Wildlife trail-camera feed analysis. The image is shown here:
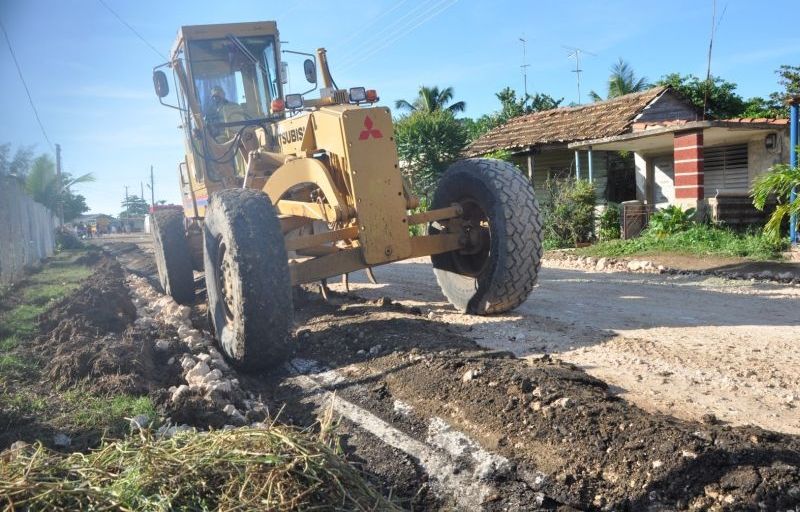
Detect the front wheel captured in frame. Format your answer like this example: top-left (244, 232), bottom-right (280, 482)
top-left (430, 158), bottom-right (542, 315)
top-left (203, 189), bottom-right (294, 371)
top-left (151, 209), bottom-right (195, 305)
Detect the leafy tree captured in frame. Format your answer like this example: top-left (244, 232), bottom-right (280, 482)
top-left (120, 194), bottom-right (150, 217)
top-left (590, 59), bottom-right (651, 101)
top-left (23, 154), bottom-right (94, 221)
top-left (394, 110), bottom-right (468, 196)
top-left (395, 86), bottom-right (466, 114)
top-left (464, 87), bottom-right (562, 140)
top-left (739, 65), bottom-right (800, 118)
top-left (0, 143), bottom-right (34, 177)
top-left (657, 73), bottom-right (745, 118)
top-left (752, 156), bottom-right (800, 241)
top-left (62, 192), bottom-right (90, 222)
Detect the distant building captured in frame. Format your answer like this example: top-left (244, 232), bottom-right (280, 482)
top-left (466, 86), bottom-right (789, 226)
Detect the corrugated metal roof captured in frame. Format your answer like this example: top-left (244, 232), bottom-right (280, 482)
top-left (465, 86), bottom-right (671, 156)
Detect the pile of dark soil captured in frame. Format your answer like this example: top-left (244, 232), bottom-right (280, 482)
top-left (36, 257), bottom-right (180, 395)
top-left (1, 254), bottom-right (188, 451)
top-left (356, 351), bottom-right (800, 510)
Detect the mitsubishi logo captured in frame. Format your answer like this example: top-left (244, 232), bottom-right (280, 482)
top-left (358, 116), bottom-right (383, 140)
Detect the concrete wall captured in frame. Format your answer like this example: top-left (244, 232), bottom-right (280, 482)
top-left (0, 177), bottom-right (57, 285)
top-left (747, 131), bottom-right (789, 186)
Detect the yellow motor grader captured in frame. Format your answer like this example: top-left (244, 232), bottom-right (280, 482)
top-left (151, 21), bottom-right (542, 371)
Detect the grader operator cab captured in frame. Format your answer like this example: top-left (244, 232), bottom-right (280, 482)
top-left (151, 21), bottom-right (543, 371)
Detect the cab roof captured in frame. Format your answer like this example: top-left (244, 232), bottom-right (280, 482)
top-left (170, 21), bottom-right (278, 60)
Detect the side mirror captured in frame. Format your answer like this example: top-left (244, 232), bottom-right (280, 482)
top-left (280, 62), bottom-right (289, 85)
top-left (304, 59), bottom-right (317, 84)
top-left (153, 70), bottom-right (169, 98)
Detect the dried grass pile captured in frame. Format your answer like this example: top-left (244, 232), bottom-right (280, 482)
top-left (1, 426), bottom-right (400, 511)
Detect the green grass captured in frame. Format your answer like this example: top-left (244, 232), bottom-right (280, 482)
top-left (0, 335), bottom-right (19, 351)
top-left (0, 389), bottom-right (48, 416)
top-left (0, 353), bottom-right (38, 380)
top-left (0, 250), bottom-right (92, 341)
top-left (63, 390), bottom-right (158, 435)
top-left (576, 225), bottom-right (786, 261)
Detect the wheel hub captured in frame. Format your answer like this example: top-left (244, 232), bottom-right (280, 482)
top-left (453, 198), bottom-right (491, 276)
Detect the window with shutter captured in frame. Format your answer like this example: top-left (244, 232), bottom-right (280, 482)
top-left (703, 144), bottom-right (748, 198)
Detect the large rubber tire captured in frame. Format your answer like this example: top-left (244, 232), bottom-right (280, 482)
top-left (203, 189), bottom-right (293, 372)
top-left (151, 210), bottom-right (195, 305)
top-left (430, 158), bottom-right (542, 315)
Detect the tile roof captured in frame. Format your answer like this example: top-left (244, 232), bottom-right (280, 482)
top-left (465, 86), bottom-right (671, 156)
top-left (632, 118), bottom-right (789, 132)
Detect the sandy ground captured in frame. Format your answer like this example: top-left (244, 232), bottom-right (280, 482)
top-left (329, 257), bottom-right (800, 435)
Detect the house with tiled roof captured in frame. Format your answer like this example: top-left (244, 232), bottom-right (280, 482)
top-left (466, 86), bottom-right (790, 226)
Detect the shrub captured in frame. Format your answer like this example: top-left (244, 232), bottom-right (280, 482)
top-left (648, 205), bottom-right (696, 237)
top-left (598, 202), bottom-right (621, 241)
top-left (541, 177), bottom-right (596, 247)
top-left (751, 158), bottom-right (800, 241)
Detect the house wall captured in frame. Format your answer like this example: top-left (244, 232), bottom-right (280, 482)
top-left (635, 92), bottom-right (699, 123)
top-left (634, 152), bottom-right (675, 206)
top-left (747, 131), bottom-right (789, 185)
top-left (512, 149), bottom-right (613, 205)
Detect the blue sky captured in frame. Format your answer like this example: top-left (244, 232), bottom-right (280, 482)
top-left (1, 0), bottom-right (798, 214)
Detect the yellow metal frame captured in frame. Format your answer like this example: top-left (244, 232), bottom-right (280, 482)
top-left (168, 21), bottom-right (466, 287)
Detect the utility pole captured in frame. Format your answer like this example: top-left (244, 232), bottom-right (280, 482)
top-left (140, 181), bottom-right (144, 201)
top-left (124, 185), bottom-right (129, 217)
top-left (563, 46), bottom-right (596, 105)
top-left (519, 36), bottom-right (530, 103)
top-left (55, 143), bottom-right (64, 225)
top-left (150, 165), bottom-right (155, 208)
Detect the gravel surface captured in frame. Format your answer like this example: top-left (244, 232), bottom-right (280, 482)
top-left (333, 257), bottom-right (800, 436)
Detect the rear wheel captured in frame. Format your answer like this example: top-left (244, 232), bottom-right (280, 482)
top-left (151, 209), bottom-right (194, 305)
top-left (430, 158), bottom-right (542, 314)
top-left (203, 189), bottom-right (293, 371)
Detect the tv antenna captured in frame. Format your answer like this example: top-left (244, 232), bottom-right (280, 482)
top-left (563, 45), bottom-right (596, 105)
top-left (519, 36), bottom-right (530, 101)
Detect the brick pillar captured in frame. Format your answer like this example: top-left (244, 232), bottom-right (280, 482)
top-left (673, 130), bottom-right (704, 209)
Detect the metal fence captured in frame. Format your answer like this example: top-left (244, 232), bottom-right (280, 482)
top-left (620, 200), bottom-right (654, 240)
top-left (0, 177), bottom-right (57, 285)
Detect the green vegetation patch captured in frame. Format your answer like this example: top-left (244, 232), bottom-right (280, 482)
top-left (62, 390), bottom-right (157, 438)
top-left (577, 225), bottom-right (785, 261)
top-left (1, 427), bottom-right (400, 511)
top-left (0, 249), bottom-right (92, 341)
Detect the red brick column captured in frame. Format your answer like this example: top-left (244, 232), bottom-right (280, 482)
top-left (673, 130), bottom-right (704, 202)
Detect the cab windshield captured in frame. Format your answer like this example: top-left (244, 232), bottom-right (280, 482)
top-left (187, 35), bottom-right (280, 120)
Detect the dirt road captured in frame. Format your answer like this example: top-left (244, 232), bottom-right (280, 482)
top-left (99, 236), bottom-right (800, 510)
top-left (335, 258), bottom-right (800, 436)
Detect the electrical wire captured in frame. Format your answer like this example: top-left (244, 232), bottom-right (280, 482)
top-left (338, 0), bottom-right (459, 72)
top-left (327, 0), bottom-right (412, 52)
top-left (0, 18), bottom-right (54, 152)
top-left (96, 0), bottom-right (167, 61)
top-left (335, 0), bottom-right (447, 69)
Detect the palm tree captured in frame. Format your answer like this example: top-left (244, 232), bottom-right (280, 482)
top-left (25, 154), bottom-right (94, 218)
top-left (395, 86), bottom-right (466, 114)
top-left (752, 159), bottom-right (800, 241)
top-left (589, 58), bottom-right (651, 101)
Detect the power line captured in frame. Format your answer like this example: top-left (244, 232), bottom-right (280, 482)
top-left (335, 0), bottom-right (444, 68)
top-left (328, 0), bottom-right (412, 52)
top-left (339, 0), bottom-right (459, 72)
top-left (97, 0), bottom-right (167, 61)
top-left (0, 18), bottom-right (54, 152)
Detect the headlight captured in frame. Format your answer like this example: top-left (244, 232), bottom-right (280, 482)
top-left (285, 94), bottom-right (303, 110)
top-left (349, 87), bottom-right (366, 103)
